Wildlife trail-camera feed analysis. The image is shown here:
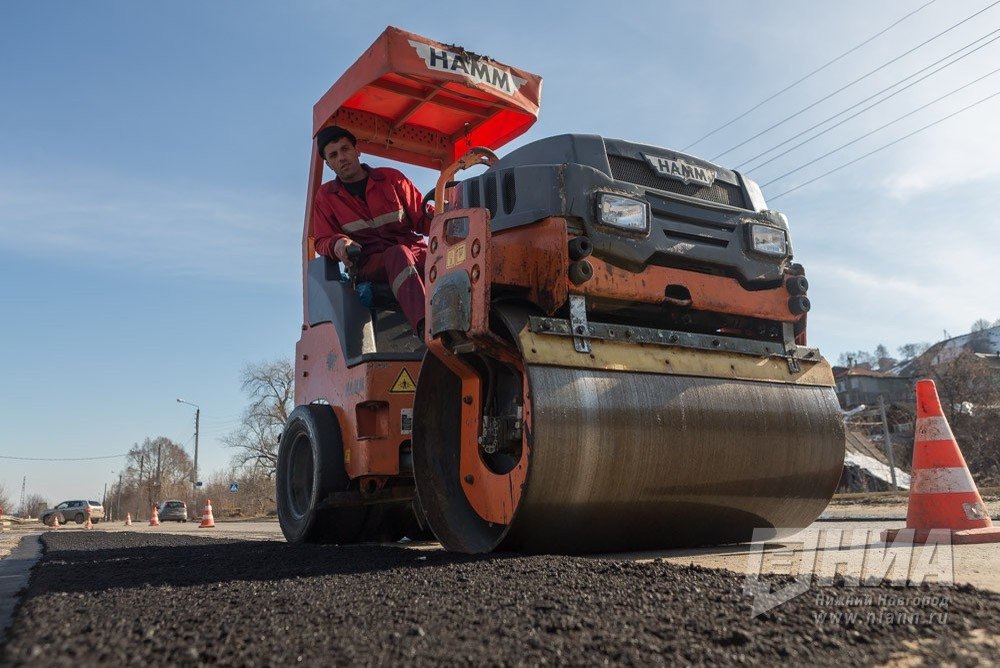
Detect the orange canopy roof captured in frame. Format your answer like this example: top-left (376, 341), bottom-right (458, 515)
top-left (313, 26), bottom-right (542, 170)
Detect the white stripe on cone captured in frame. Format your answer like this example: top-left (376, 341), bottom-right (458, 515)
top-left (915, 416), bottom-right (956, 442)
top-left (910, 466), bottom-right (977, 494)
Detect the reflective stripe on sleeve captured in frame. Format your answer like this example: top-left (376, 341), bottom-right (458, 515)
top-left (341, 209), bottom-right (404, 234)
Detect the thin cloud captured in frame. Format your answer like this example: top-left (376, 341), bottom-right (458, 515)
top-left (0, 168), bottom-right (299, 285)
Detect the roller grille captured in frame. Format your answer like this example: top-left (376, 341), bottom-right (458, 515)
top-left (608, 155), bottom-right (745, 208)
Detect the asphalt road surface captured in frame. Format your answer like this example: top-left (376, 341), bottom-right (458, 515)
top-left (2, 531), bottom-right (999, 665)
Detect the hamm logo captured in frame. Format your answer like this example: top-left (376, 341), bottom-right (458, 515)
top-left (409, 39), bottom-right (525, 96)
top-left (643, 153), bottom-right (717, 187)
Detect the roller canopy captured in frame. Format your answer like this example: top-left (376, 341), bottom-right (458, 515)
top-left (313, 26), bottom-right (542, 169)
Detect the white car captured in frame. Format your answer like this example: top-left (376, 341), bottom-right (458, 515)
top-left (40, 500), bottom-right (105, 526)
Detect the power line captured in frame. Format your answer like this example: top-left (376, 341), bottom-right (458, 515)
top-left (681, 0), bottom-right (939, 151)
top-left (762, 67), bottom-right (1000, 187)
top-left (767, 87), bottom-right (1000, 200)
top-left (711, 0), bottom-right (1000, 161)
top-left (0, 453), bottom-right (128, 462)
top-left (739, 27), bottom-right (1000, 171)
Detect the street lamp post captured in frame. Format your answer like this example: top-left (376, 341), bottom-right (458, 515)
top-left (176, 398), bottom-right (200, 491)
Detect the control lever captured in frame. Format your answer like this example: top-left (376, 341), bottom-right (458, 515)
top-left (346, 244), bottom-right (362, 288)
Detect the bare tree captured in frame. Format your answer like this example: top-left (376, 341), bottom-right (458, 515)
top-left (17, 493), bottom-right (49, 518)
top-left (201, 464), bottom-right (277, 519)
top-left (224, 359), bottom-right (294, 478)
top-left (971, 318), bottom-right (993, 333)
top-left (0, 482), bottom-right (11, 516)
top-left (111, 437), bottom-right (194, 519)
top-left (897, 342), bottom-right (930, 360)
top-left (837, 350), bottom-right (875, 368)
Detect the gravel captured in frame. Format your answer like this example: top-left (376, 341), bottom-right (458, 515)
top-left (1, 532), bottom-right (999, 666)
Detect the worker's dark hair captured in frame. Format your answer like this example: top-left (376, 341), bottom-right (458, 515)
top-left (316, 125), bottom-right (357, 158)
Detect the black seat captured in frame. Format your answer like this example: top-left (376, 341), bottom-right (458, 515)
top-left (308, 256), bottom-right (423, 365)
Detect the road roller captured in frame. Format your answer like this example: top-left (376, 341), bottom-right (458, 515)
top-left (277, 26), bottom-right (844, 553)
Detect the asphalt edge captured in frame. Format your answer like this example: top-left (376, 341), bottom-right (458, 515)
top-left (0, 533), bottom-right (44, 647)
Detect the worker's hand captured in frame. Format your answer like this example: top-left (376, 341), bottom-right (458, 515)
top-left (334, 238), bottom-right (361, 268)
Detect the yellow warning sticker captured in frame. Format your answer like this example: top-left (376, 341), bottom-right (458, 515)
top-left (446, 243), bottom-right (467, 268)
top-left (389, 368), bottom-right (417, 394)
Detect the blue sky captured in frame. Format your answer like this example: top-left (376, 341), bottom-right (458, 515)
top-left (3, 1), bottom-right (999, 504)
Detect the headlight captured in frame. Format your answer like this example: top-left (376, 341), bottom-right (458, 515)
top-left (596, 193), bottom-right (649, 234)
top-left (749, 223), bottom-right (788, 256)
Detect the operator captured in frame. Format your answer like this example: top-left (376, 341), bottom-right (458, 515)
top-left (312, 125), bottom-right (431, 334)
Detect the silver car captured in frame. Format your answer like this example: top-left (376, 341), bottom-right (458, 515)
top-left (41, 500), bottom-right (105, 526)
top-left (158, 500), bottom-right (188, 522)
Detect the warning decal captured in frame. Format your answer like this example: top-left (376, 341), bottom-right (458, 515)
top-left (390, 368), bottom-right (417, 394)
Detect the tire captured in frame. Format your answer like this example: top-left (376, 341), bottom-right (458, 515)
top-left (74, 513), bottom-right (85, 524)
top-left (402, 502), bottom-right (436, 541)
top-left (276, 404), bottom-right (366, 544)
top-left (91, 519), bottom-right (100, 525)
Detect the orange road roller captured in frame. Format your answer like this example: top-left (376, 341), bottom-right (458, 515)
top-left (276, 26), bottom-right (844, 553)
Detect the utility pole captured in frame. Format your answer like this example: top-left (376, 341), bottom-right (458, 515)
top-left (879, 395), bottom-right (898, 492)
top-left (19, 477), bottom-right (26, 518)
top-left (103, 482), bottom-right (108, 520)
top-left (116, 472), bottom-right (123, 522)
top-left (156, 440), bottom-right (163, 503)
top-left (194, 406), bottom-right (200, 491)
top-left (177, 399), bottom-right (200, 492)
top-left (138, 452), bottom-right (145, 520)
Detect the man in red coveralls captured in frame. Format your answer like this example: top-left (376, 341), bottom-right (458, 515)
top-left (312, 125), bottom-right (430, 334)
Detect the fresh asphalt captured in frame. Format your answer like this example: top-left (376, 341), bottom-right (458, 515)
top-left (1, 531), bottom-right (998, 665)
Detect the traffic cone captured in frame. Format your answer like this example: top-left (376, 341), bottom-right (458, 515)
top-left (149, 505), bottom-right (161, 527)
top-left (198, 499), bottom-right (216, 528)
top-left (51, 514), bottom-right (60, 528)
top-left (124, 513), bottom-right (132, 526)
top-left (84, 509), bottom-right (93, 530)
top-left (882, 379), bottom-right (1000, 545)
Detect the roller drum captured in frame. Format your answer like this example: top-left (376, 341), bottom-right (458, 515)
top-left (502, 366), bottom-right (844, 553)
top-left (415, 356), bottom-right (844, 554)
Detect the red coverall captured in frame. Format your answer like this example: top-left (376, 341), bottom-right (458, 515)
top-left (313, 166), bottom-right (429, 332)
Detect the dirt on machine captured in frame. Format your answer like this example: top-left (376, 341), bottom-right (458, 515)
top-left (275, 26), bottom-right (845, 554)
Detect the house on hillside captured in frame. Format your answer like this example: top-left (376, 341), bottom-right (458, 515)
top-left (834, 367), bottom-right (912, 409)
top-left (923, 326), bottom-right (1000, 368)
top-left (835, 326), bottom-right (1000, 410)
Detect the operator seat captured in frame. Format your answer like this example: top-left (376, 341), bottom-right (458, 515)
top-left (305, 256), bottom-right (424, 366)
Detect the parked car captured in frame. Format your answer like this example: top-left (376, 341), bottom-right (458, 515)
top-left (158, 500), bottom-right (188, 522)
top-left (40, 500), bottom-right (105, 526)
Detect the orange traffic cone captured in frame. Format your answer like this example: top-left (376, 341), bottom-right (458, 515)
top-left (149, 505), bottom-right (161, 527)
top-left (124, 513), bottom-right (132, 526)
top-left (84, 509), bottom-right (93, 530)
top-left (51, 514), bottom-right (60, 528)
top-left (199, 499), bottom-right (216, 528)
top-left (883, 379), bottom-right (1000, 545)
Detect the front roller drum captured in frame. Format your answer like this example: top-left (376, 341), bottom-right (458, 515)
top-left (413, 323), bottom-right (844, 554)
